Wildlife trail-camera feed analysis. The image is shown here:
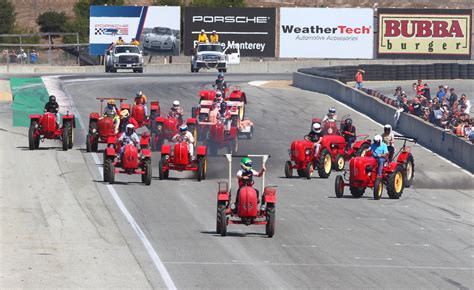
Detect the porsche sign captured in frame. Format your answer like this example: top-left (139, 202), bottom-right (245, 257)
top-left (378, 9), bottom-right (472, 59)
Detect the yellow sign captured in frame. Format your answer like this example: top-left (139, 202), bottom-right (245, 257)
top-left (378, 9), bottom-right (471, 58)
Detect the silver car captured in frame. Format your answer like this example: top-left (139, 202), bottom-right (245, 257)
top-left (143, 27), bottom-right (177, 51)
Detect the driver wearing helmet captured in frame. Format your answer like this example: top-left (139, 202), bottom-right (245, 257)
top-left (119, 109), bottom-right (138, 133)
top-left (370, 135), bottom-right (389, 177)
top-left (341, 118), bottom-right (356, 150)
top-left (233, 157), bottom-right (266, 212)
top-left (44, 95), bottom-right (60, 127)
top-left (168, 100), bottom-right (184, 120)
top-left (217, 102), bottom-right (231, 133)
top-left (103, 98), bottom-right (118, 117)
top-left (172, 124), bottom-right (195, 157)
top-left (133, 91), bottom-right (148, 117)
top-left (214, 73), bottom-right (227, 94)
top-left (382, 124), bottom-right (395, 161)
top-left (305, 123), bottom-right (323, 157)
top-left (323, 107), bottom-right (337, 122)
top-left (118, 124), bottom-right (140, 159)
top-left (214, 90), bottom-right (224, 106)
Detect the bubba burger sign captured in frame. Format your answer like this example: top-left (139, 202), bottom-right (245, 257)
top-left (378, 9), bottom-right (472, 59)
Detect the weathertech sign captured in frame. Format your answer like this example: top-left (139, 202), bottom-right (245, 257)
top-left (184, 8), bottom-right (275, 57)
top-left (378, 9), bottom-right (472, 59)
top-left (279, 8), bottom-right (374, 58)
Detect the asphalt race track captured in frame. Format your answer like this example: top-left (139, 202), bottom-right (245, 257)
top-left (48, 74), bottom-right (474, 288)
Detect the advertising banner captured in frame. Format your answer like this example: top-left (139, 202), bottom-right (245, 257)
top-left (184, 7), bottom-right (276, 57)
top-left (279, 8), bottom-right (374, 59)
top-left (89, 6), bottom-right (180, 56)
top-left (377, 9), bottom-right (472, 59)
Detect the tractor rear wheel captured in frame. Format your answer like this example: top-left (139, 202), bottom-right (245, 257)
top-left (355, 143), bottom-right (370, 157)
top-left (317, 148), bottom-right (332, 178)
top-left (158, 159), bottom-right (165, 180)
top-left (86, 134), bottom-right (92, 152)
top-left (335, 175), bottom-right (344, 198)
top-left (403, 154), bottom-right (415, 188)
top-left (350, 186), bottom-right (365, 198)
top-left (373, 178), bottom-right (383, 200)
top-left (334, 154), bottom-right (345, 171)
top-left (284, 161), bottom-right (292, 178)
top-left (28, 121), bottom-right (38, 150)
top-left (387, 165), bottom-right (404, 199)
top-left (217, 204), bottom-right (227, 236)
top-left (142, 160), bottom-right (152, 185)
top-left (62, 127), bottom-right (69, 151)
top-left (305, 162), bottom-right (314, 179)
top-left (66, 122), bottom-right (74, 149)
top-left (197, 158), bottom-right (206, 181)
top-left (108, 161), bottom-right (115, 184)
top-left (266, 206), bottom-right (275, 238)
top-left (104, 159), bottom-right (111, 182)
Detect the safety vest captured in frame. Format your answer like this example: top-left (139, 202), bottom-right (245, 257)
top-left (210, 34), bottom-right (219, 43)
top-left (197, 34), bottom-right (208, 43)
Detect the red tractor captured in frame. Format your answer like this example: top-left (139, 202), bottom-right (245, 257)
top-left (158, 142), bottom-right (207, 181)
top-left (198, 86), bottom-right (247, 120)
top-left (216, 154), bottom-right (276, 238)
top-left (150, 116), bottom-right (197, 152)
top-left (334, 136), bottom-right (416, 200)
top-left (122, 101), bottom-right (160, 129)
top-left (28, 112), bottom-right (75, 151)
top-left (103, 133), bottom-right (152, 185)
top-left (86, 97), bottom-right (127, 152)
top-left (205, 121), bottom-right (239, 155)
top-left (311, 118), bottom-right (371, 171)
top-left (285, 139), bottom-right (333, 179)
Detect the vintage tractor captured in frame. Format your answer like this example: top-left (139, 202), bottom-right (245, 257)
top-left (216, 154), bottom-right (276, 238)
top-left (28, 112), bottom-right (75, 151)
top-left (158, 141), bottom-right (207, 181)
top-left (284, 139), bottom-right (332, 179)
top-left (86, 97), bottom-right (127, 152)
top-left (206, 121), bottom-right (239, 155)
top-left (334, 136), bottom-right (416, 200)
top-left (122, 100), bottom-right (160, 129)
top-left (150, 116), bottom-right (197, 152)
top-left (103, 134), bottom-right (152, 185)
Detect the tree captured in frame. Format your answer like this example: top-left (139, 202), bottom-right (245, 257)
top-left (154, 0), bottom-right (181, 5)
top-left (36, 11), bottom-right (67, 33)
top-left (0, 0), bottom-right (16, 34)
top-left (191, 0), bottom-right (245, 7)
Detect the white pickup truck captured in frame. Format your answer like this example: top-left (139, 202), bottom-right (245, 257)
top-left (191, 43), bottom-right (240, 73)
top-left (105, 45), bottom-right (144, 73)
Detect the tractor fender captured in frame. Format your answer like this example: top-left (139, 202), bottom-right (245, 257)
top-left (29, 114), bottom-right (42, 120)
top-left (105, 146), bottom-right (116, 157)
top-left (218, 191), bottom-right (230, 202)
top-left (106, 135), bottom-right (116, 145)
top-left (141, 148), bottom-right (152, 158)
top-left (150, 101), bottom-right (160, 112)
top-left (384, 162), bottom-right (399, 174)
top-left (155, 116), bottom-right (165, 123)
top-left (140, 134), bottom-right (150, 147)
top-left (397, 151), bottom-right (411, 163)
top-left (352, 140), bottom-right (370, 150)
top-left (62, 114), bottom-right (75, 127)
top-left (89, 112), bottom-right (100, 120)
top-left (196, 145), bottom-right (207, 156)
top-left (161, 144), bottom-right (171, 155)
top-left (263, 187), bottom-right (277, 203)
top-left (186, 118), bottom-right (197, 125)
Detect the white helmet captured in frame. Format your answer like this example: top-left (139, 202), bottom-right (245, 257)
top-left (136, 91), bottom-right (142, 96)
top-left (215, 90), bottom-right (222, 97)
top-left (373, 134), bottom-right (382, 142)
top-left (126, 123), bottom-right (135, 133)
top-left (384, 124), bottom-right (392, 130)
top-left (200, 29), bottom-right (205, 33)
top-left (172, 100), bottom-right (180, 107)
top-left (329, 107), bottom-right (336, 114)
top-left (312, 123), bottom-right (321, 133)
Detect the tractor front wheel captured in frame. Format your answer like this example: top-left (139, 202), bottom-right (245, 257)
top-left (335, 175), bottom-right (344, 198)
top-left (142, 160), bottom-right (152, 185)
top-left (108, 161), bottom-right (115, 184)
top-left (317, 148), bottom-right (332, 178)
top-left (387, 165), bottom-right (404, 199)
top-left (334, 154), bottom-right (345, 171)
top-left (197, 158), bottom-right (206, 181)
top-left (403, 154), bottom-right (415, 188)
top-left (86, 134), bottom-right (92, 152)
top-left (305, 162), bottom-right (314, 179)
top-left (62, 127), bottom-right (69, 151)
top-left (266, 206), bottom-right (275, 238)
top-left (104, 159), bottom-right (111, 182)
top-left (28, 121), bottom-right (38, 150)
top-left (217, 204), bottom-right (227, 236)
top-left (66, 122), bottom-right (74, 149)
top-left (373, 178), bottom-right (383, 200)
top-left (284, 161), bottom-right (292, 178)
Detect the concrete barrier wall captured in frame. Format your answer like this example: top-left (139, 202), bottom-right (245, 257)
top-left (293, 72), bottom-right (474, 173)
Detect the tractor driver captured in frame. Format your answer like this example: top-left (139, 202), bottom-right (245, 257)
top-left (102, 109), bottom-right (120, 134)
top-left (119, 109), bottom-right (138, 133)
top-left (341, 118), bottom-right (356, 150)
top-left (382, 124), bottom-right (395, 161)
top-left (44, 95), bottom-right (60, 127)
top-left (172, 124), bottom-right (195, 157)
top-left (232, 157), bottom-right (266, 212)
top-left (305, 123), bottom-right (323, 157)
top-left (214, 73), bottom-right (227, 94)
top-left (133, 91), bottom-right (148, 117)
top-left (168, 100), bottom-right (184, 120)
top-left (118, 124), bottom-right (140, 160)
top-left (323, 107), bottom-right (337, 122)
top-left (370, 135), bottom-right (389, 177)
top-left (103, 99), bottom-right (118, 117)
top-left (218, 102), bottom-right (231, 134)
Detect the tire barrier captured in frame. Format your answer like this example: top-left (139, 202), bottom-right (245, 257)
top-left (293, 72), bottom-right (474, 173)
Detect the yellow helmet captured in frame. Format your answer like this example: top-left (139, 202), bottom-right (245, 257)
top-left (107, 98), bottom-right (115, 105)
top-left (120, 109), bottom-right (130, 119)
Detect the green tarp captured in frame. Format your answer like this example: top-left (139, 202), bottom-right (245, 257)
top-left (11, 78), bottom-right (49, 127)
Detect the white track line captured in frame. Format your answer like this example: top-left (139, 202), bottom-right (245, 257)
top-left (44, 77), bottom-right (177, 290)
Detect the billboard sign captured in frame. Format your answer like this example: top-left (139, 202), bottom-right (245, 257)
top-left (377, 9), bottom-right (472, 59)
top-left (279, 8), bottom-right (374, 58)
top-left (184, 7), bottom-right (276, 57)
top-left (89, 6), bottom-right (180, 56)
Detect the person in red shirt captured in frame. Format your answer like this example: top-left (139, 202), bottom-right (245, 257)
top-left (415, 79), bottom-right (425, 96)
top-left (355, 69), bottom-right (364, 89)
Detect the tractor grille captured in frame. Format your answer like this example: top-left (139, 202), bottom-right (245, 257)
top-left (119, 55), bottom-right (138, 64)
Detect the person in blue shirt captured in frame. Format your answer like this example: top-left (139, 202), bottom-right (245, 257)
top-left (370, 135), bottom-right (388, 177)
top-left (436, 85), bottom-right (446, 99)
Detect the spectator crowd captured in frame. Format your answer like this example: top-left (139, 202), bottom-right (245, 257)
top-left (2, 48), bottom-right (39, 64)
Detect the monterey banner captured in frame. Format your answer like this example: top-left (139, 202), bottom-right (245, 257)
top-left (89, 6), bottom-right (180, 56)
top-left (377, 8), bottom-right (472, 59)
top-left (279, 8), bottom-right (374, 58)
top-left (184, 7), bottom-right (276, 57)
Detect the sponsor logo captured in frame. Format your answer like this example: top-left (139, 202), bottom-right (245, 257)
top-left (94, 24), bottom-right (129, 36)
top-left (281, 25), bottom-right (371, 34)
top-left (383, 20), bottom-right (464, 38)
top-left (192, 16), bottom-right (269, 24)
